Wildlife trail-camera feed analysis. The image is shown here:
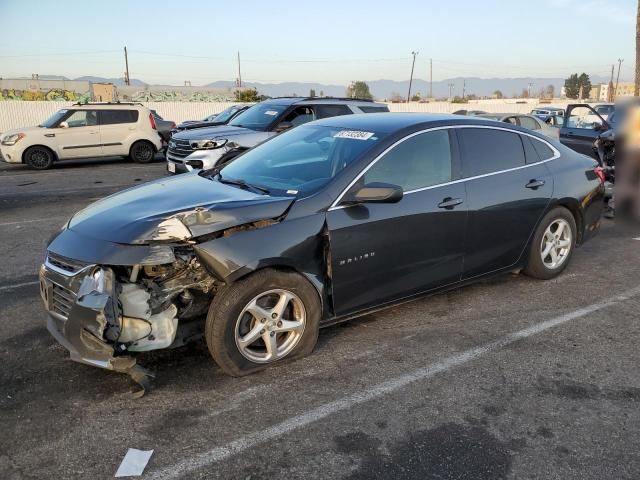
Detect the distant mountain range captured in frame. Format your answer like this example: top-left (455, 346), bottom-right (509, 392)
top-left (21, 74), bottom-right (611, 99)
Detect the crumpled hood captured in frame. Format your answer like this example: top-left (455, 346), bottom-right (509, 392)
top-left (172, 125), bottom-right (256, 141)
top-left (67, 173), bottom-right (294, 244)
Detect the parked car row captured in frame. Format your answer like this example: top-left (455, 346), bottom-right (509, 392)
top-left (166, 97), bottom-right (390, 173)
top-left (39, 111), bottom-right (605, 392)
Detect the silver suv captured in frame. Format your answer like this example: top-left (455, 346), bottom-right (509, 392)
top-left (166, 97), bottom-right (389, 173)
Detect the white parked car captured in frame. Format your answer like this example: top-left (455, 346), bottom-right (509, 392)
top-left (0, 102), bottom-right (163, 169)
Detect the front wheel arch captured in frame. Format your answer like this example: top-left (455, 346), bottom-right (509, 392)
top-left (22, 145), bottom-right (57, 166)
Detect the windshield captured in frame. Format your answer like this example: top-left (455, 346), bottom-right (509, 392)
top-left (214, 124), bottom-right (387, 196)
top-left (39, 109), bottom-right (68, 128)
top-left (228, 104), bottom-right (288, 130)
top-left (209, 105), bottom-right (243, 124)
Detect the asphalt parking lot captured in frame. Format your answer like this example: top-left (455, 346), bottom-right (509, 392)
top-left (1, 158), bottom-right (639, 480)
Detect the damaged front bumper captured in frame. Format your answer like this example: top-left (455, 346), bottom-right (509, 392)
top-left (40, 261), bottom-right (136, 373)
top-left (39, 254), bottom-right (186, 396)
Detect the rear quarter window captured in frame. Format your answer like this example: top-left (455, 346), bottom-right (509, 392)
top-left (100, 110), bottom-right (139, 125)
top-left (459, 128), bottom-right (525, 177)
top-left (530, 136), bottom-right (555, 161)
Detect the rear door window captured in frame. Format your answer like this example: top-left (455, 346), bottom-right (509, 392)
top-left (99, 110), bottom-right (139, 125)
top-left (316, 104), bottom-right (353, 119)
top-left (359, 106), bottom-right (390, 113)
top-left (459, 128), bottom-right (525, 177)
top-left (363, 130), bottom-right (452, 191)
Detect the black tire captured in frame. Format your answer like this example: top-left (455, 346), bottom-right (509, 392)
top-left (24, 146), bottom-right (54, 170)
top-left (129, 141), bottom-right (155, 163)
top-left (205, 269), bottom-right (321, 377)
top-left (524, 206), bottom-right (577, 280)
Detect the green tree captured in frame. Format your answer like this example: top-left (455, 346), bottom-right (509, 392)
top-left (564, 73), bottom-right (591, 99)
top-left (346, 81), bottom-right (373, 100)
top-left (319, 90), bottom-right (324, 97)
top-left (309, 88), bottom-right (316, 97)
top-left (493, 90), bottom-right (504, 99)
top-left (234, 88), bottom-right (261, 102)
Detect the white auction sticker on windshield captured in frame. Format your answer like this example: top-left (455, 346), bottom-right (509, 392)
top-left (334, 130), bottom-right (375, 140)
top-left (264, 110), bottom-right (279, 116)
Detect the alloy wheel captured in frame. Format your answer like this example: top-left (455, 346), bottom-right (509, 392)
top-left (235, 289), bottom-right (306, 363)
top-left (540, 218), bottom-right (572, 269)
top-left (30, 149), bottom-right (50, 168)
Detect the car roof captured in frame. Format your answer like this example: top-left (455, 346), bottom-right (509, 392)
top-left (69, 102), bottom-right (146, 110)
top-left (312, 112), bottom-right (516, 133)
top-left (258, 96), bottom-right (386, 107)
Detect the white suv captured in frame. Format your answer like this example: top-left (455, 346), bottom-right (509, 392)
top-left (0, 102), bottom-right (163, 169)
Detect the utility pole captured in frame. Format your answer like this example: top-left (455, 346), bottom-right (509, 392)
top-left (608, 64), bottom-right (615, 102)
top-left (448, 83), bottom-right (454, 100)
top-left (462, 79), bottom-right (466, 99)
top-left (123, 46), bottom-right (130, 86)
top-left (237, 51), bottom-right (242, 88)
top-left (528, 82), bottom-right (533, 98)
top-left (615, 58), bottom-right (624, 100)
top-left (407, 51), bottom-right (418, 103)
top-left (429, 58), bottom-right (433, 99)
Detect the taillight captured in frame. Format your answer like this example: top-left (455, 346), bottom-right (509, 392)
top-left (594, 166), bottom-right (606, 184)
top-left (170, 122), bottom-right (176, 129)
top-left (149, 113), bottom-right (157, 130)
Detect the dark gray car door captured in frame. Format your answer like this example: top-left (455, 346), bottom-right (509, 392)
top-left (327, 129), bottom-right (467, 316)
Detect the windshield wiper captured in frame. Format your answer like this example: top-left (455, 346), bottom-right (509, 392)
top-left (217, 173), bottom-right (270, 195)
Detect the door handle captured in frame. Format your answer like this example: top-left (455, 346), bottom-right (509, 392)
top-left (44, 133), bottom-right (55, 138)
top-left (438, 197), bottom-right (463, 209)
top-left (525, 179), bottom-right (546, 189)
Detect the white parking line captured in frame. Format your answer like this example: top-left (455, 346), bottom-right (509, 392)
top-left (0, 217), bottom-right (66, 227)
top-left (0, 280), bottom-right (39, 292)
top-left (150, 285), bottom-right (640, 480)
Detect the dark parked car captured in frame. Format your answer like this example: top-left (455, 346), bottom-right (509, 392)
top-left (40, 113), bottom-right (604, 393)
top-left (150, 110), bottom-right (176, 143)
top-left (171, 104), bottom-right (250, 135)
top-left (559, 104), bottom-right (610, 157)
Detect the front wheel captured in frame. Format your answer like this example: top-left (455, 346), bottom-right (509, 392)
top-left (24, 146), bottom-right (54, 169)
top-left (129, 141), bottom-right (155, 163)
top-left (205, 269), bottom-right (320, 377)
top-left (524, 207), bottom-right (577, 280)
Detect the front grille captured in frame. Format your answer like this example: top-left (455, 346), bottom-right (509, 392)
top-left (51, 282), bottom-right (76, 319)
top-left (167, 138), bottom-right (194, 159)
top-left (46, 253), bottom-right (88, 276)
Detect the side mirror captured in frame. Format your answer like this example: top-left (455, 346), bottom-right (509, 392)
top-left (275, 121), bottom-right (293, 133)
top-left (344, 182), bottom-right (403, 205)
top-left (58, 121), bottom-right (69, 129)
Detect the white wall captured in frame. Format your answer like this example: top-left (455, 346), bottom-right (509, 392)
top-left (0, 100), bottom-right (575, 133)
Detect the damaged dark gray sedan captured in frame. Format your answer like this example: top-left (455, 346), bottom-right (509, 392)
top-left (40, 113), bottom-right (604, 393)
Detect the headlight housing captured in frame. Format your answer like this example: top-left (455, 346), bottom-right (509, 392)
top-left (1, 133), bottom-right (26, 146)
top-left (190, 138), bottom-right (228, 150)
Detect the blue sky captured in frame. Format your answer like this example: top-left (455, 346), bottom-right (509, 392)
top-left (0, 0), bottom-right (635, 85)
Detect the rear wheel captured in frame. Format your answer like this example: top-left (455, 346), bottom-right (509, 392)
top-left (205, 269), bottom-right (320, 377)
top-left (24, 146), bottom-right (54, 170)
top-left (524, 207), bottom-right (577, 280)
top-left (129, 141), bottom-right (155, 163)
